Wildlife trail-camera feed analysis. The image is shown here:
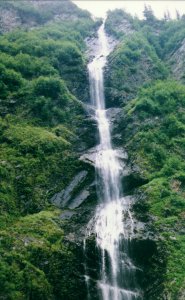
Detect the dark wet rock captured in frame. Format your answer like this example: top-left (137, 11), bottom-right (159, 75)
top-left (82, 197), bottom-right (165, 300)
top-left (51, 170), bottom-right (89, 208)
top-left (122, 172), bottom-right (148, 195)
top-left (129, 238), bottom-right (167, 300)
top-left (67, 181), bottom-right (96, 209)
top-left (61, 187), bottom-right (98, 246)
top-left (106, 107), bottom-right (123, 142)
top-left (69, 190), bottom-right (90, 209)
top-left (60, 210), bottom-right (75, 220)
top-left (76, 114), bottom-right (98, 152)
top-left (50, 157), bottom-right (96, 211)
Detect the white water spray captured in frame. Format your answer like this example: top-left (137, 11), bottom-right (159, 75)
top-left (85, 22), bottom-right (142, 300)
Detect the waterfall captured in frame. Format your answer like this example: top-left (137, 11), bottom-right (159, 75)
top-left (84, 21), bottom-right (142, 300)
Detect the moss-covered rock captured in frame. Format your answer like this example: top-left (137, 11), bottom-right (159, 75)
top-left (0, 209), bottom-right (89, 300)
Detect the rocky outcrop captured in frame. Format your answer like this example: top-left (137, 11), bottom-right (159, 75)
top-left (51, 164), bottom-right (96, 209)
top-left (109, 18), bottom-right (135, 37)
top-left (104, 45), bottom-right (167, 108)
top-left (76, 112), bottom-right (98, 152)
top-left (105, 9), bottom-right (135, 38)
top-left (0, 1), bottom-right (89, 33)
top-left (0, 2), bottom-right (42, 33)
top-left (169, 38), bottom-right (185, 83)
top-left (0, 7), bottom-right (22, 33)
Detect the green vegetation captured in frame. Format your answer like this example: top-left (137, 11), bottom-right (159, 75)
top-left (105, 9), bottom-right (136, 38)
top-left (122, 81), bottom-right (185, 298)
top-left (1, 1), bottom-right (185, 298)
top-left (0, 209), bottom-right (85, 299)
top-left (0, 6), bottom-right (95, 222)
top-left (0, 0), bottom-right (92, 33)
top-left (0, 1), bottom-right (96, 298)
top-left (105, 33), bottom-right (168, 107)
top-left (105, 8), bottom-right (185, 299)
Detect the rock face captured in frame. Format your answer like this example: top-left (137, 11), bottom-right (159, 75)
top-left (76, 112), bottom-right (98, 152)
top-left (169, 38), bottom-right (185, 83)
top-left (0, 2), bottom-right (42, 33)
top-left (109, 18), bottom-right (135, 37)
top-left (0, 8), bottom-right (22, 33)
top-left (106, 107), bottom-right (124, 145)
top-left (51, 170), bottom-right (88, 207)
top-left (104, 46), bottom-right (167, 108)
top-left (0, 1), bottom-right (88, 33)
top-left (86, 30), bottom-right (118, 63)
top-left (105, 9), bottom-right (135, 38)
top-left (80, 146), bottom-right (97, 166)
top-left (51, 167), bottom-right (96, 209)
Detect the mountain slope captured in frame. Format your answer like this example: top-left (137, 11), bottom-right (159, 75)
top-left (105, 9), bottom-right (185, 300)
top-left (0, 2), bottom-right (97, 299)
top-left (0, 0), bottom-right (91, 33)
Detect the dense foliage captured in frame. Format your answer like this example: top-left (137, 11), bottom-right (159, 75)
top-left (105, 8), bottom-right (185, 299)
top-left (0, 0), bottom-right (92, 33)
top-left (0, 2), bottom-right (96, 299)
top-left (0, 6), bottom-right (95, 220)
top-left (123, 81), bottom-right (185, 298)
top-left (105, 32), bottom-right (168, 107)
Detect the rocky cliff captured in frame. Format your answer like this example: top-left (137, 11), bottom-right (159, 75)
top-left (0, 0), bottom-right (90, 33)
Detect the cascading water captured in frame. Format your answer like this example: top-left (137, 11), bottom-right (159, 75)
top-left (84, 21), bottom-right (142, 300)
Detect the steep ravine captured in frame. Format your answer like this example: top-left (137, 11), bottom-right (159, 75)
top-left (1, 2), bottom-right (185, 299)
top-left (57, 21), bottom-right (167, 300)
